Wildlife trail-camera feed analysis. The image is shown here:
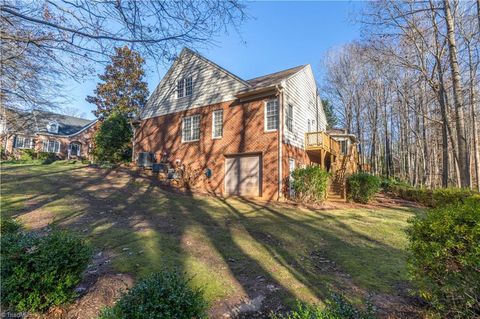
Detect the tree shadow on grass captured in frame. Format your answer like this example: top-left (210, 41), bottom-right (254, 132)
top-left (1, 165), bottom-right (418, 317)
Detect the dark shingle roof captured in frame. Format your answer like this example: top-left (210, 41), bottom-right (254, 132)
top-left (3, 107), bottom-right (95, 136)
top-left (32, 110), bottom-right (93, 135)
top-left (247, 65), bottom-right (306, 88)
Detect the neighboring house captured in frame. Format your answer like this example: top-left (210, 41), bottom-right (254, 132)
top-left (135, 48), bottom-right (358, 200)
top-left (0, 107), bottom-right (98, 160)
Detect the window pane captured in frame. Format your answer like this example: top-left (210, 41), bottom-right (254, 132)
top-left (266, 100), bottom-right (278, 130)
top-left (15, 136), bottom-right (24, 148)
top-left (185, 77), bottom-right (193, 96)
top-left (286, 104), bottom-right (293, 132)
top-left (213, 110), bottom-right (223, 138)
top-left (177, 79), bottom-right (185, 98)
top-left (183, 117), bottom-right (192, 141)
top-left (191, 115), bottom-right (200, 140)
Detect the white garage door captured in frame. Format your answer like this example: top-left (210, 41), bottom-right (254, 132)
top-left (225, 155), bottom-right (261, 197)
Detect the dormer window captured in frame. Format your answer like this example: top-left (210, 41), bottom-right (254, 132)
top-left (47, 121), bottom-right (58, 134)
top-left (176, 77), bottom-right (193, 98)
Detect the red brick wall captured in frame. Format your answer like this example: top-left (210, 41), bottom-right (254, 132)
top-left (2, 123), bottom-right (97, 160)
top-left (135, 98), bottom-right (281, 200)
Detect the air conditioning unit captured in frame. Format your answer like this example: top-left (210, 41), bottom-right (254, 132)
top-left (137, 152), bottom-right (154, 169)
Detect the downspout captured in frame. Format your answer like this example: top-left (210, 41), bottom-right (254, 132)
top-left (277, 84), bottom-right (285, 200)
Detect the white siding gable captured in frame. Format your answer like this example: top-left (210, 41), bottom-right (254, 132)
top-left (283, 65), bottom-right (327, 148)
top-left (142, 49), bottom-right (249, 119)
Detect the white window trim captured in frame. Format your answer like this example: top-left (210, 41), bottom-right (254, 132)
top-left (47, 120), bottom-right (59, 134)
top-left (181, 114), bottom-right (201, 143)
top-left (14, 136), bottom-right (34, 149)
top-left (69, 143), bottom-right (81, 156)
top-left (286, 104), bottom-right (293, 132)
top-left (176, 77), bottom-right (193, 99)
top-left (212, 109), bottom-right (223, 139)
top-left (264, 99), bottom-right (279, 132)
top-left (42, 139), bottom-right (61, 153)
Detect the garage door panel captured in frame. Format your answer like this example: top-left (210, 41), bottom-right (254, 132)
top-left (225, 155), bottom-right (260, 197)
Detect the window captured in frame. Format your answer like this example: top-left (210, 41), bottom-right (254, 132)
top-left (265, 99), bottom-right (279, 131)
top-left (43, 140), bottom-right (61, 153)
top-left (46, 121), bottom-right (58, 134)
top-left (286, 104), bottom-right (293, 132)
top-left (176, 77), bottom-right (193, 98)
top-left (182, 114), bottom-right (201, 142)
top-left (14, 136), bottom-right (34, 149)
top-left (212, 110), bottom-right (223, 139)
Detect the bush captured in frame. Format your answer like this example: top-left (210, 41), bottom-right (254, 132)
top-left (37, 151), bottom-right (57, 164)
top-left (1, 227), bottom-right (91, 313)
top-left (290, 166), bottom-right (330, 203)
top-left (346, 173), bottom-right (380, 203)
top-left (19, 149), bottom-right (36, 161)
top-left (407, 199), bottom-right (480, 317)
top-left (390, 185), bottom-right (477, 208)
top-left (0, 218), bottom-right (22, 235)
top-left (99, 271), bottom-right (208, 319)
top-left (379, 176), bottom-right (409, 192)
top-left (271, 294), bottom-right (375, 319)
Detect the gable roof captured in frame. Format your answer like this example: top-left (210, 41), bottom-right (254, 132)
top-left (2, 107), bottom-right (96, 137)
top-left (247, 65), bottom-right (306, 88)
top-left (142, 48), bottom-right (309, 118)
top-left (32, 110), bottom-right (95, 136)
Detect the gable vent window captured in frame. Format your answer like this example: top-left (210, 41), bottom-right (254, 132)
top-left (177, 77), bottom-right (193, 98)
top-left (43, 140), bottom-right (61, 153)
top-left (265, 99), bottom-right (279, 132)
top-left (47, 121), bottom-right (59, 134)
top-left (286, 104), bottom-right (293, 132)
top-left (14, 136), bottom-right (34, 149)
top-left (212, 109), bottom-right (223, 139)
top-left (182, 114), bottom-right (201, 142)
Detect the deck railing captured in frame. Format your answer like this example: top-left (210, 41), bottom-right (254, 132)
top-left (305, 132), bottom-right (341, 155)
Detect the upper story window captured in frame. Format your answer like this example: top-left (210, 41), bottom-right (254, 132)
top-left (46, 121), bottom-right (59, 134)
top-left (212, 109), bottom-right (223, 139)
top-left (182, 114), bottom-right (201, 142)
top-left (265, 99), bottom-right (279, 132)
top-left (286, 104), bottom-right (293, 132)
top-left (14, 136), bottom-right (34, 149)
top-left (177, 77), bottom-right (193, 98)
top-left (43, 139), bottom-right (61, 153)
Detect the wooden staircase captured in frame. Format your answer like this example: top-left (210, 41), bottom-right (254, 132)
top-left (328, 145), bottom-right (358, 200)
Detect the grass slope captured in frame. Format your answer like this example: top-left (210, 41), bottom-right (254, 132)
top-left (0, 161), bottom-right (422, 313)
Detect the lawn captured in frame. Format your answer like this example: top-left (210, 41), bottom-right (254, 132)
top-left (0, 161), bottom-right (423, 318)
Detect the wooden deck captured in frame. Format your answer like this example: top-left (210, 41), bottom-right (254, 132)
top-left (305, 131), bottom-right (341, 155)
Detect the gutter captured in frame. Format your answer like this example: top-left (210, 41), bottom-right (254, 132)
top-left (277, 84), bottom-right (284, 201)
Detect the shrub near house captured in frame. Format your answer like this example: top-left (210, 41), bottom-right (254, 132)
top-left (290, 166), bottom-right (329, 203)
top-left (346, 172), bottom-right (381, 203)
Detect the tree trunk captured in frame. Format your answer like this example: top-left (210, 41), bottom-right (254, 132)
top-left (443, 0), bottom-right (471, 188)
top-left (467, 41), bottom-right (480, 191)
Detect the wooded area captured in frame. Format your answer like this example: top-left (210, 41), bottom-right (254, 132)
top-left (323, 0), bottom-right (480, 190)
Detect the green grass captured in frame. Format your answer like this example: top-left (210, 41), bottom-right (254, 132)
top-left (0, 161), bottom-right (422, 310)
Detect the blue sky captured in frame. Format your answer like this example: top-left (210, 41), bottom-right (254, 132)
top-left (66, 1), bottom-right (363, 119)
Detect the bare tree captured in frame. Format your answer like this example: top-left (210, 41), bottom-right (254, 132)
top-left (0, 0), bottom-right (247, 111)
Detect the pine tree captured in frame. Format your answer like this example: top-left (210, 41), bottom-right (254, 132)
top-left (322, 99), bottom-right (338, 129)
top-left (87, 46), bottom-right (149, 119)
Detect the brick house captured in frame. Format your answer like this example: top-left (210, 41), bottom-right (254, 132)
top-left (1, 107), bottom-right (98, 160)
top-left (135, 48), bottom-right (358, 200)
